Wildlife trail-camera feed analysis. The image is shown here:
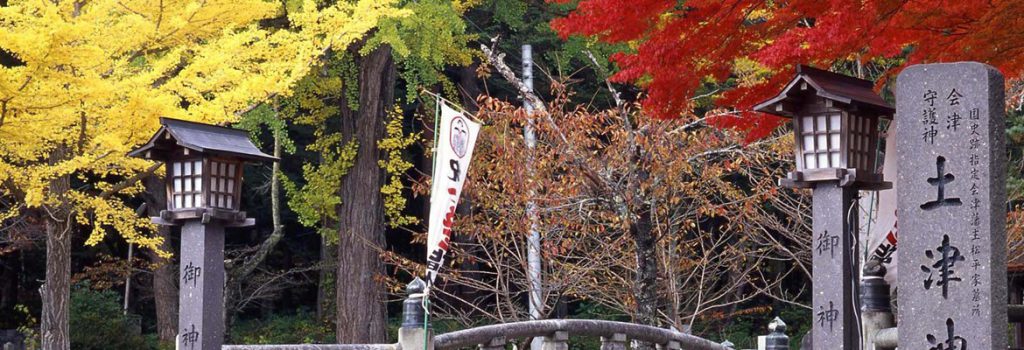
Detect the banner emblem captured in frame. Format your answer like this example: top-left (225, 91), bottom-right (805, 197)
top-left (451, 117), bottom-right (469, 158)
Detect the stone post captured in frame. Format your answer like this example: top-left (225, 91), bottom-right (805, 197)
top-left (541, 331), bottom-right (568, 350)
top-left (809, 183), bottom-right (858, 350)
top-left (654, 340), bottom-right (679, 350)
top-left (177, 219), bottom-right (226, 350)
top-left (860, 263), bottom-right (894, 350)
top-left (399, 278), bottom-right (433, 350)
top-left (763, 317), bottom-right (788, 350)
top-left (896, 62), bottom-right (1007, 349)
top-left (479, 337), bottom-right (505, 350)
top-left (600, 333), bottom-right (627, 350)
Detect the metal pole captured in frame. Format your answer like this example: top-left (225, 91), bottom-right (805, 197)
top-left (125, 203), bottom-right (147, 316)
top-left (523, 43), bottom-right (543, 350)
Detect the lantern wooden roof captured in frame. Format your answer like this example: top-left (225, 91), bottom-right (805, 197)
top-left (129, 118), bottom-right (277, 162)
top-left (753, 65), bottom-right (895, 117)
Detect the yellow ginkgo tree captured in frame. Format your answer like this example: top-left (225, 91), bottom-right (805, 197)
top-left (0, 0), bottom-right (408, 348)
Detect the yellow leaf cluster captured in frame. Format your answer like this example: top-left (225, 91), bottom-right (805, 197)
top-left (0, 0), bottom-right (406, 253)
top-left (378, 106), bottom-right (419, 228)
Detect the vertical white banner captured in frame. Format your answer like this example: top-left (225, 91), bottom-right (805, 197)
top-left (864, 120), bottom-right (898, 285)
top-left (425, 102), bottom-right (481, 286)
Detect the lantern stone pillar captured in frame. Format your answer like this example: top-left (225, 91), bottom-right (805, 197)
top-left (808, 182), bottom-right (859, 350)
top-left (128, 118), bottom-right (276, 350)
top-left (177, 220), bottom-right (226, 350)
top-left (754, 65), bottom-right (894, 350)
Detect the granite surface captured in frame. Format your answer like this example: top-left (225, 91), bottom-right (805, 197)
top-left (896, 62), bottom-right (1007, 350)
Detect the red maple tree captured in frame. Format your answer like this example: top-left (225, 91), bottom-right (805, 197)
top-left (551, 0), bottom-right (1024, 139)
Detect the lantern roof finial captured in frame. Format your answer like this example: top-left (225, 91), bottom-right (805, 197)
top-left (129, 117), bottom-right (277, 162)
top-left (753, 65), bottom-right (894, 118)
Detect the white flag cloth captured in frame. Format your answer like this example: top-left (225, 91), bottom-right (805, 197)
top-left (425, 102), bottom-right (481, 287)
top-left (863, 120), bottom-right (898, 285)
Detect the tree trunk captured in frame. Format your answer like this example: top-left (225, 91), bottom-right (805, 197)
top-left (316, 228), bottom-right (336, 323)
top-left (0, 247), bottom-right (19, 312)
top-left (618, 136), bottom-right (659, 328)
top-left (663, 225), bottom-right (683, 331)
top-left (335, 44), bottom-right (394, 344)
top-left (454, 63), bottom-right (482, 109)
top-left (143, 176), bottom-right (178, 342)
top-left (41, 172), bottom-right (71, 350)
top-left (149, 226), bottom-right (177, 342)
top-left (630, 203), bottom-right (659, 327)
top-left (317, 150), bottom-right (338, 323)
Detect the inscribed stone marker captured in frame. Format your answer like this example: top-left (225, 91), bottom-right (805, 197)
top-left (896, 62), bottom-right (1006, 350)
top-left (811, 184), bottom-right (858, 350)
top-left (178, 220), bottom-right (226, 350)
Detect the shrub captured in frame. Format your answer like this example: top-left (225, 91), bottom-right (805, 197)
top-left (69, 283), bottom-right (149, 350)
top-left (230, 310), bottom-right (334, 344)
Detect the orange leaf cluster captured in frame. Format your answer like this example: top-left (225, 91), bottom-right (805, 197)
top-left (551, 0), bottom-right (1024, 139)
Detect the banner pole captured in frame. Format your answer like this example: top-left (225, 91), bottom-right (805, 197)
top-left (425, 96), bottom-right (439, 350)
top-left (422, 294), bottom-right (430, 350)
top-left (432, 95), bottom-right (441, 179)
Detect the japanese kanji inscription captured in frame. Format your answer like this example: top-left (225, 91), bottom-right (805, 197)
top-left (178, 220), bottom-right (226, 350)
top-left (811, 185), bottom-right (858, 349)
top-left (897, 62), bottom-right (1007, 350)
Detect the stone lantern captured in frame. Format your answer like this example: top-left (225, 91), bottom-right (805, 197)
top-left (129, 117), bottom-right (275, 350)
top-left (754, 65), bottom-right (893, 189)
top-left (129, 117), bottom-right (276, 226)
top-left (754, 65), bottom-right (894, 350)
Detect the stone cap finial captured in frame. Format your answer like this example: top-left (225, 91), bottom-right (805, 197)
top-left (768, 317), bottom-right (787, 334)
top-left (407, 277), bottom-right (426, 295)
top-left (402, 277), bottom-right (428, 328)
top-left (863, 259), bottom-right (887, 277)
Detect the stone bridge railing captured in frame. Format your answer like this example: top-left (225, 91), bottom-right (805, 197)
top-left (223, 279), bottom-right (791, 350)
top-left (433, 319), bottom-right (739, 350)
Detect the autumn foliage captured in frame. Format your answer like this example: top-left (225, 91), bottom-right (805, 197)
top-left (551, 0), bottom-right (1024, 139)
top-left (404, 85), bottom-right (812, 327)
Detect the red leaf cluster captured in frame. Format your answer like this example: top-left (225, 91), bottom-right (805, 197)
top-left (551, 0), bottom-right (1024, 139)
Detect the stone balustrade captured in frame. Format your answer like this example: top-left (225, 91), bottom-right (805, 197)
top-left (221, 279), bottom-right (790, 350)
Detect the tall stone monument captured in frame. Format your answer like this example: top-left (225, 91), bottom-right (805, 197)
top-left (896, 62), bottom-right (1007, 349)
